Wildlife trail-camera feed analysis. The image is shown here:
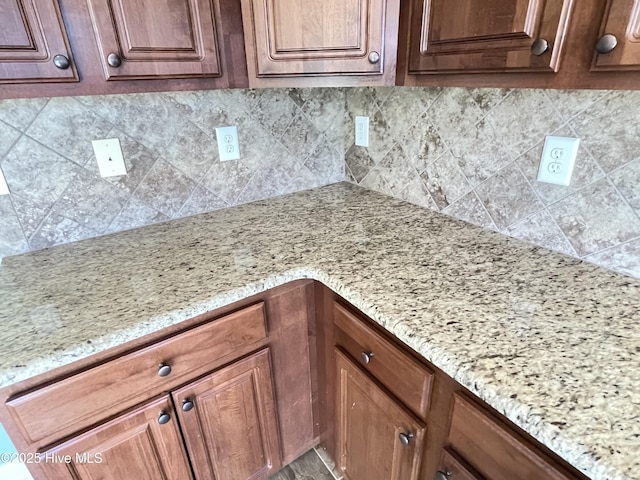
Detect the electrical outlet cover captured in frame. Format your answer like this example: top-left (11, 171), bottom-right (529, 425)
top-left (355, 116), bottom-right (370, 147)
top-left (216, 126), bottom-right (240, 161)
top-left (0, 167), bottom-right (9, 195)
top-left (92, 138), bottom-right (127, 177)
top-left (537, 136), bottom-right (580, 186)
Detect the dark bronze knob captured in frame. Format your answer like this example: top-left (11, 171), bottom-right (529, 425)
top-left (158, 411), bottom-right (171, 425)
top-left (398, 432), bottom-right (415, 446)
top-left (182, 399), bottom-right (194, 412)
top-left (107, 53), bottom-right (122, 67)
top-left (531, 38), bottom-right (549, 56)
top-left (53, 55), bottom-right (70, 70)
top-left (435, 469), bottom-right (452, 480)
top-left (158, 363), bottom-right (172, 377)
top-left (360, 351), bottom-right (374, 364)
top-left (596, 34), bottom-right (618, 54)
top-left (368, 51), bottom-right (380, 64)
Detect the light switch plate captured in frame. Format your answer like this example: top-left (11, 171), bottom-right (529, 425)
top-left (92, 138), bottom-right (127, 177)
top-left (0, 167), bottom-right (9, 195)
top-left (216, 126), bottom-right (240, 161)
top-left (355, 116), bottom-right (370, 147)
top-left (537, 136), bottom-right (580, 186)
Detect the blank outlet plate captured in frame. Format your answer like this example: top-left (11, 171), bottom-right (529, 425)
top-left (92, 138), bottom-right (127, 177)
top-left (355, 116), bottom-right (370, 147)
top-left (0, 167), bottom-right (9, 195)
top-left (537, 136), bottom-right (580, 186)
top-left (216, 126), bottom-right (240, 161)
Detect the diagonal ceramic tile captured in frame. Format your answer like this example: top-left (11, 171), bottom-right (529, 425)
top-left (420, 150), bottom-right (472, 210)
top-left (201, 158), bottom-right (255, 205)
top-left (236, 164), bottom-right (295, 204)
top-left (609, 158), bottom-right (640, 212)
top-left (0, 196), bottom-right (29, 259)
top-left (442, 190), bottom-right (496, 230)
top-left (379, 87), bottom-right (442, 140)
top-left (291, 88), bottom-right (345, 139)
top-left (29, 211), bottom-right (101, 250)
top-left (544, 89), bottom-right (610, 123)
top-left (345, 88), bottom-right (382, 148)
top-left (360, 166), bottom-right (392, 196)
top-left (376, 143), bottom-right (418, 196)
top-left (0, 121), bottom-right (20, 159)
top-left (345, 144), bottom-right (375, 184)
top-left (105, 197), bottom-right (168, 235)
top-left (235, 116), bottom-right (280, 171)
top-left (304, 140), bottom-right (344, 185)
top-left (10, 194), bottom-right (52, 240)
top-left (178, 185), bottom-right (228, 218)
top-left (27, 97), bottom-right (113, 166)
top-left (425, 88), bottom-right (484, 147)
top-left (280, 112), bottom-right (323, 161)
top-left (0, 97), bottom-right (48, 131)
top-left (468, 88), bottom-right (512, 117)
top-left (236, 88), bottom-right (299, 138)
top-left (163, 120), bottom-right (218, 183)
top-left (549, 178), bottom-right (640, 257)
top-left (504, 209), bottom-right (577, 256)
top-left (396, 176), bottom-right (438, 211)
top-left (398, 112), bottom-right (447, 173)
top-left (585, 238), bottom-right (640, 279)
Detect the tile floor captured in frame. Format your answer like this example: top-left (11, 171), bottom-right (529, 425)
top-left (270, 447), bottom-right (342, 480)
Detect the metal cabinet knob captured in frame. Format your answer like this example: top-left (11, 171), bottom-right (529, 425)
top-left (398, 432), bottom-right (415, 446)
top-left (182, 399), bottom-right (194, 412)
top-left (107, 53), bottom-right (122, 67)
top-left (158, 363), bottom-right (172, 377)
top-left (368, 51), bottom-right (380, 64)
top-left (435, 469), bottom-right (452, 480)
top-left (360, 351), bottom-right (374, 364)
top-left (158, 411), bottom-right (171, 425)
top-left (531, 38), bottom-right (549, 56)
top-left (596, 34), bottom-right (618, 54)
top-left (53, 55), bottom-right (70, 70)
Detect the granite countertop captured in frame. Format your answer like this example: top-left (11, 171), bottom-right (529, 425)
top-left (0, 183), bottom-right (638, 480)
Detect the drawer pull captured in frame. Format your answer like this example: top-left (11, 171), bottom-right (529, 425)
top-left (182, 399), bottom-right (194, 412)
top-left (360, 351), bottom-right (374, 364)
top-left (435, 469), bottom-right (452, 480)
top-left (158, 411), bottom-right (171, 425)
top-left (530, 38), bottom-right (549, 56)
top-left (107, 53), bottom-right (122, 68)
top-left (398, 432), bottom-right (414, 446)
top-left (596, 34), bottom-right (618, 54)
top-left (158, 363), bottom-right (172, 377)
top-left (53, 55), bottom-right (70, 70)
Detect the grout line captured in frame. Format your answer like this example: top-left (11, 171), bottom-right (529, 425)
top-left (584, 233), bottom-right (640, 259)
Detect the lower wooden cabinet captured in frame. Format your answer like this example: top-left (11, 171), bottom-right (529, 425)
top-left (335, 348), bottom-right (425, 480)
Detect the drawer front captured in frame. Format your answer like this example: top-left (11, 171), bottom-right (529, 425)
top-left (448, 394), bottom-right (579, 480)
top-left (7, 303), bottom-right (268, 445)
top-left (334, 302), bottom-right (433, 418)
top-left (439, 448), bottom-right (484, 480)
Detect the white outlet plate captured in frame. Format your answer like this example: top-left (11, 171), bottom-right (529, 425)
top-left (92, 138), bottom-right (127, 177)
top-left (537, 136), bottom-right (580, 186)
top-left (216, 126), bottom-right (240, 161)
top-left (0, 167), bottom-right (10, 195)
top-left (355, 116), bottom-right (370, 147)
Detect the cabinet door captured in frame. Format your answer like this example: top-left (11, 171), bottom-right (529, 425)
top-left (173, 348), bottom-right (281, 480)
top-left (42, 396), bottom-right (192, 480)
top-left (335, 349), bottom-right (425, 480)
top-left (593, 0), bottom-right (640, 70)
top-left (240, 0), bottom-right (400, 81)
top-left (0, 0), bottom-right (77, 83)
top-left (408, 0), bottom-right (574, 74)
top-left (85, 0), bottom-right (222, 80)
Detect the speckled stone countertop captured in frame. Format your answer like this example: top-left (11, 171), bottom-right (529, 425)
top-left (1, 183), bottom-right (639, 480)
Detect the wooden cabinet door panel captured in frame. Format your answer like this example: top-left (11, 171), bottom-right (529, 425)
top-left (242, 0), bottom-right (397, 76)
top-left (408, 0), bottom-right (574, 74)
top-left (335, 348), bottom-right (425, 480)
top-left (593, 0), bottom-right (640, 70)
top-left (86, 0), bottom-right (222, 79)
top-left (173, 348), bottom-right (281, 480)
top-left (0, 0), bottom-right (77, 83)
top-left (43, 396), bottom-right (192, 480)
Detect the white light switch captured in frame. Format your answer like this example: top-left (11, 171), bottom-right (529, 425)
top-left (0, 167), bottom-right (10, 195)
top-left (216, 126), bottom-right (240, 161)
top-left (355, 116), bottom-right (370, 147)
top-left (92, 138), bottom-right (127, 177)
top-left (537, 136), bottom-right (580, 186)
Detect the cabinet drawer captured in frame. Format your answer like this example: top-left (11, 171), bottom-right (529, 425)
top-left (438, 448), bottom-right (483, 480)
top-left (334, 302), bottom-right (433, 418)
top-left (7, 302), bottom-right (268, 445)
top-left (448, 394), bottom-right (579, 480)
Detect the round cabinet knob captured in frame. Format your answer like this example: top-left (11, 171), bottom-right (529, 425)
top-left (435, 469), bottom-right (452, 480)
top-left (398, 432), bottom-right (415, 446)
top-left (158, 411), bottom-right (171, 425)
top-left (596, 34), bottom-right (618, 54)
top-left (360, 351), bottom-right (374, 364)
top-left (531, 38), bottom-right (550, 56)
top-left (107, 53), bottom-right (122, 68)
top-left (158, 363), bottom-right (172, 377)
top-left (368, 51), bottom-right (381, 64)
top-left (53, 55), bottom-right (71, 70)
top-left (182, 399), bottom-right (194, 412)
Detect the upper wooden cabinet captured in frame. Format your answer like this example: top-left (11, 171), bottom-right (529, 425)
top-left (0, 0), bottom-right (78, 84)
top-left (240, 0), bottom-right (401, 87)
top-left (85, 0), bottom-right (223, 80)
top-left (407, 0), bottom-right (574, 74)
top-left (592, 0), bottom-right (640, 71)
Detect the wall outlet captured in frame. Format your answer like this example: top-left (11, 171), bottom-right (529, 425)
top-left (92, 138), bottom-right (127, 177)
top-left (216, 126), bottom-right (240, 161)
top-left (537, 136), bottom-right (580, 186)
top-left (0, 167), bottom-right (9, 195)
top-left (355, 116), bottom-right (370, 147)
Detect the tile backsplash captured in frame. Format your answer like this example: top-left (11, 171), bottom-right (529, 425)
top-left (0, 88), bottom-right (344, 258)
top-left (1, 85), bottom-right (639, 280)
top-left (345, 87), bottom-right (640, 279)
